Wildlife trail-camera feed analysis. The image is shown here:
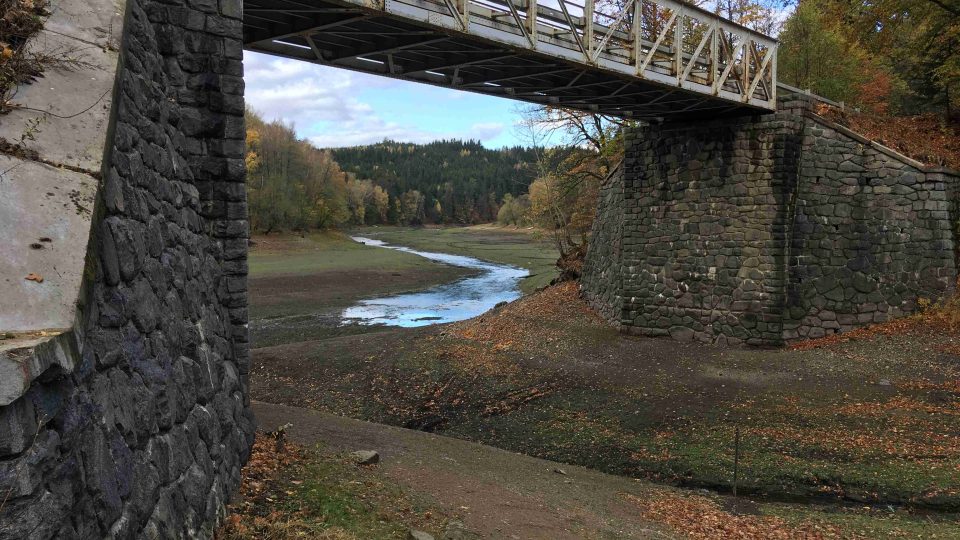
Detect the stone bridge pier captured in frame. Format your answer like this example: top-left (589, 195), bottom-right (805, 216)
top-left (582, 94), bottom-right (959, 346)
top-left (1, 0), bottom-right (253, 538)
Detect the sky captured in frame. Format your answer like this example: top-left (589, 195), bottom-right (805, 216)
top-left (242, 2), bottom-right (793, 151)
top-left (243, 51), bottom-right (530, 149)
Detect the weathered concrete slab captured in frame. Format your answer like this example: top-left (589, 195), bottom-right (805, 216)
top-left (0, 155), bottom-right (96, 333)
top-left (0, 0), bottom-right (124, 171)
top-left (0, 331), bottom-right (79, 406)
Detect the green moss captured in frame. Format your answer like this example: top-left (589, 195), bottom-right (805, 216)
top-left (280, 447), bottom-right (436, 539)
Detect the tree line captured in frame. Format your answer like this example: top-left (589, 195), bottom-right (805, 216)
top-left (331, 139), bottom-right (540, 224)
top-left (244, 110), bottom-right (541, 233)
top-left (777, 0), bottom-right (958, 117)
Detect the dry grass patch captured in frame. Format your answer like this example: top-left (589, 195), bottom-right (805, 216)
top-left (218, 433), bottom-right (447, 540)
top-left (1, 0), bottom-right (48, 112)
top-left (627, 492), bottom-right (854, 540)
top-left (816, 104), bottom-right (960, 170)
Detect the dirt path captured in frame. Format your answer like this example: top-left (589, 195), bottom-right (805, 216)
top-left (252, 401), bottom-right (672, 540)
top-left (252, 283), bottom-right (960, 512)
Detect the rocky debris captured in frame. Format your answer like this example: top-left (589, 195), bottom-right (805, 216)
top-left (269, 422), bottom-right (293, 452)
top-left (351, 450), bottom-right (380, 465)
top-left (408, 530), bottom-right (435, 540)
top-left (442, 520), bottom-right (478, 540)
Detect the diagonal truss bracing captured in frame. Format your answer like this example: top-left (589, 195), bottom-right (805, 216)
top-left (244, 0), bottom-right (778, 119)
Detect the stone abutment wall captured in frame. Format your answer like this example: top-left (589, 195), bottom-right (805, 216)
top-left (580, 163), bottom-right (625, 321)
top-left (0, 0), bottom-right (253, 538)
top-left (582, 96), bottom-right (958, 345)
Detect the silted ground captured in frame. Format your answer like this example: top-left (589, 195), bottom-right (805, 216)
top-left (247, 227), bottom-right (559, 347)
top-left (251, 282), bottom-right (960, 524)
top-left (248, 231), bottom-right (473, 347)
top-left (223, 403), bottom-right (960, 540)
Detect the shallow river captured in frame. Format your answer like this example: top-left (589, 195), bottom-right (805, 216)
top-left (340, 237), bottom-right (529, 327)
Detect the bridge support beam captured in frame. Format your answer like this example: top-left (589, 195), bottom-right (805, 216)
top-left (582, 96), bottom-right (959, 345)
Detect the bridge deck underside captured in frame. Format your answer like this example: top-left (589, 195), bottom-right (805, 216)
top-left (244, 0), bottom-right (773, 120)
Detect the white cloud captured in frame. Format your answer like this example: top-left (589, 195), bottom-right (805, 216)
top-left (307, 121), bottom-right (435, 148)
top-left (243, 52), bottom-right (378, 128)
top-left (243, 51), bottom-right (511, 147)
top-left (469, 122), bottom-right (505, 140)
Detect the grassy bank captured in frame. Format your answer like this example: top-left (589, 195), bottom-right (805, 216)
top-left (224, 431), bottom-right (960, 540)
top-left (248, 230), bottom-right (474, 347)
top-left (218, 436), bottom-right (450, 539)
top-left (248, 227), bottom-right (558, 347)
top-left (349, 225), bottom-right (559, 293)
top-left (252, 283), bottom-right (960, 518)
top-left (249, 230), bottom-right (468, 277)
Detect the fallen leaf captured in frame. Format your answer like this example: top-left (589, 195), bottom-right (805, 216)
top-left (24, 273), bottom-right (43, 283)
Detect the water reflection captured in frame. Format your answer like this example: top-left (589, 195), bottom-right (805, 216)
top-left (341, 236), bottom-right (529, 327)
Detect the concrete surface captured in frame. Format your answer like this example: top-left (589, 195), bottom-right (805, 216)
top-left (0, 0), bottom-right (124, 171)
top-left (0, 0), bottom-right (123, 333)
top-left (0, 330), bottom-right (79, 406)
top-left (0, 155), bottom-right (96, 332)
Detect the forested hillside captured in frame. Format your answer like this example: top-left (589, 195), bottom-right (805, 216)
top-left (245, 111), bottom-right (350, 233)
top-left (245, 112), bottom-right (541, 232)
top-left (332, 140), bottom-right (539, 224)
top-left (776, 0), bottom-right (960, 169)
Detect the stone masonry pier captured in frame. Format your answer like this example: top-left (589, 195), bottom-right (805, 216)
top-left (582, 93), bottom-right (959, 346)
top-left (0, 0), bottom-right (253, 538)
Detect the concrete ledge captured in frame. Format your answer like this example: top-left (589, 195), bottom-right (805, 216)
top-left (0, 330), bottom-right (80, 406)
top-left (0, 0), bottom-right (124, 171)
top-left (0, 156), bottom-right (97, 333)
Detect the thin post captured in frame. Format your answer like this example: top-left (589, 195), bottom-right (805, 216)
top-left (769, 43), bottom-right (777, 105)
top-left (632, 0), bottom-right (642, 66)
top-left (709, 21), bottom-right (717, 86)
top-left (741, 41), bottom-right (750, 100)
top-left (674, 5), bottom-right (683, 79)
top-left (526, 0), bottom-right (538, 47)
top-left (584, 0), bottom-right (595, 61)
top-left (733, 426), bottom-right (740, 498)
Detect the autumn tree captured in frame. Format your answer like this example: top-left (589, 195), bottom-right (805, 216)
top-left (497, 193), bottom-right (531, 226)
top-left (245, 109), bottom-right (350, 233)
top-left (779, 0), bottom-right (960, 117)
top-left (399, 190), bottom-right (426, 225)
top-left (777, 0), bottom-right (873, 105)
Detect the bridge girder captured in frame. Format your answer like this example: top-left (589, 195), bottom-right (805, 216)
top-left (244, 0), bottom-right (777, 120)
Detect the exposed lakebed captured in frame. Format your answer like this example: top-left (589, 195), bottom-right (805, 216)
top-left (341, 236), bottom-right (529, 327)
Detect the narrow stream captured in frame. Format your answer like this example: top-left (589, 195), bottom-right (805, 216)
top-left (340, 237), bottom-right (529, 327)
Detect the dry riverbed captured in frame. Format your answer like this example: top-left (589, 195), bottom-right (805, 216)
top-left (247, 226), bottom-right (960, 538)
top-left (248, 227), bottom-right (558, 347)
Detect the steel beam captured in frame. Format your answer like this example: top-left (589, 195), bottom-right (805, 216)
top-left (244, 0), bottom-right (778, 119)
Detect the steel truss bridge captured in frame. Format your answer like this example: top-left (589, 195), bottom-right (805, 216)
top-left (243, 0), bottom-right (778, 120)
